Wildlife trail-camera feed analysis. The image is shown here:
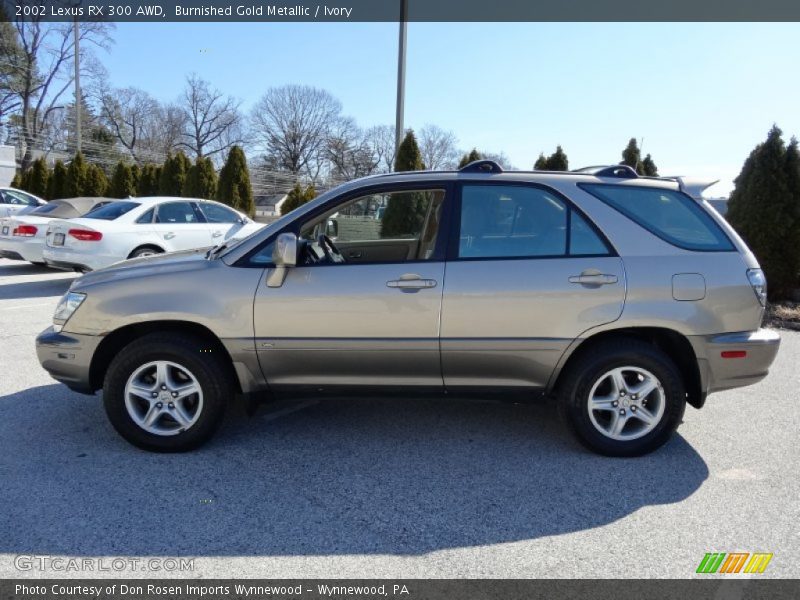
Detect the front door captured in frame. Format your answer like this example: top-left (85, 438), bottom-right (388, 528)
top-left (151, 201), bottom-right (213, 252)
top-left (253, 185), bottom-right (451, 390)
top-left (441, 182), bottom-right (626, 389)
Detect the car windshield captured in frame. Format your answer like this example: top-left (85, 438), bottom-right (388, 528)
top-left (82, 201), bottom-right (140, 221)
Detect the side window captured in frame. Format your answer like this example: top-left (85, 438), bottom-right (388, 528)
top-left (299, 189), bottom-right (446, 262)
top-left (201, 203), bottom-right (240, 224)
top-left (570, 211), bottom-right (611, 256)
top-left (155, 202), bottom-right (201, 224)
top-left (136, 208), bottom-right (155, 224)
top-left (458, 185), bottom-right (568, 258)
top-left (581, 184), bottom-right (734, 251)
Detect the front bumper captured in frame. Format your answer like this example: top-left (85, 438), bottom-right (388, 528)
top-left (690, 328), bottom-right (781, 395)
top-left (35, 327), bottom-right (102, 394)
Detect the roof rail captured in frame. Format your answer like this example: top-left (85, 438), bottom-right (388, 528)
top-left (459, 159), bottom-right (503, 174)
top-left (572, 165), bottom-right (639, 179)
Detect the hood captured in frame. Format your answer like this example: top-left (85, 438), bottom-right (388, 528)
top-left (71, 247), bottom-right (213, 291)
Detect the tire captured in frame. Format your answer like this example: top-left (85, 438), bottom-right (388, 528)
top-left (129, 246), bottom-right (163, 259)
top-left (558, 338), bottom-right (686, 457)
top-left (102, 333), bottom-right (232, 452)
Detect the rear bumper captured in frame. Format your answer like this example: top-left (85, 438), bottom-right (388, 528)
top-left (35, 327), bottom-right (102, 394)
top-left (0, 237), bottom-right (45, 263)
top-left (690, 328), bottom-right (781, 394)
top-left (42, 247), bottom-right (115, 272)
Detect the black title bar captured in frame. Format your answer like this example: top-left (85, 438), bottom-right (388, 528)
top-left (3, 0), bottom-right (800, 22)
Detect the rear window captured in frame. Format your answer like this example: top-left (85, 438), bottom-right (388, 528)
top-left (580, 184), bottom-right (734, 251)
top-left (82, 201), bottom-right (140, 221)
top-left (30, 203), bottom-right (61, 215)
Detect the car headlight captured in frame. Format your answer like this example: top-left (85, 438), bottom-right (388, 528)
top-left (53, 292), bottom-right (86, 332)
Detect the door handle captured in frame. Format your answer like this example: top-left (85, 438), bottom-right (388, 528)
top-left (569, 273), bottom-right (618, 285)
top-left (212, 230), bottom-right (223, 237)
top-left (163, 232), bottom-right (176, 240)
top-left (386, 275), bottom-right (437, 290)
top-left (347, 250), bottom-right (362, 258)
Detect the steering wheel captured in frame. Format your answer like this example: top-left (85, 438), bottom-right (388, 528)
top-left (317, 234), bottom-right (345, 264)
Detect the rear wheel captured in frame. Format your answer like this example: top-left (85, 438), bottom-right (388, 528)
top-left (558, 339), bottom-right (686, 457)
top-left (129, 246), bottom-right (163, 259)
top-left (102, 333), bottom-right (232, 452)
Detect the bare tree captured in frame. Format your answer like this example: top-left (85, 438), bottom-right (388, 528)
top-left (177, 74), bottom-right (242, 159)
top-left (364, 125), bottom-right (395, 173)
top-left (147, 102), bottom-right (186, 158)
top-left (325, 117), bottom-right (382, 180)
top-left (250, 84), bottom-right (341, 176)
top-left (2, 18), bottom-right (112, 170)
top-left (418, 124), bottom-right (459, 170)
top-left (98, 85), bottom-right (159, 163)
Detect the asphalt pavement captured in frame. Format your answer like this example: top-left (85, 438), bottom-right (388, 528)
top-left (0, 258), bottom-right (797, 579)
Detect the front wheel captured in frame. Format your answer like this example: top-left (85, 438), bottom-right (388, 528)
top-left (558, 339), bottom-right (686, 457)
top-left (102, 333), bottom-right (232, 452)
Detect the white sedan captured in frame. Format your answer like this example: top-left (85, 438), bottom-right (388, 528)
top-left (0, 197), bottom-right (112, 264)
top-left (0, 188), bottom-right (46, 217)
top-left (42, 197), bottom-right (264, 272)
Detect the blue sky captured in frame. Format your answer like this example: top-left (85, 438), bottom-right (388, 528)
top-left (102, 22), bottom-right (800, 196)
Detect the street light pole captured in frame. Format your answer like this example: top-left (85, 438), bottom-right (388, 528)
top-left (394, 0), bottom-right (407, 165)
top-left (73, 18), bottom-right (81, 154)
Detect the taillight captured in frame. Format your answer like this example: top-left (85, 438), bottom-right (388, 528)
top-left (12, 225), bottom-right (37, 237)
top-left (746, 268), bottom-right (767, 307)
top-left (68, 228), bottom-right (103, 241)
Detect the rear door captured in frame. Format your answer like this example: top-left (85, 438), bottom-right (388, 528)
top-left (440, 182), bottom-right (625, 389)
top-left (151, 201), bottom-right (213, 251)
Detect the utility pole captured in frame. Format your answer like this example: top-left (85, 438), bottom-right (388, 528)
top-left (394, 0), bottom-right (407, 165)
top-left (73, 18), bottom-right (81, 154)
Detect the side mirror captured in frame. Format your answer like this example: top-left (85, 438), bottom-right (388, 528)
top-left (267, 232), bottom-right (297, 288)
top-left (325, 218), bottom-right (338, 239)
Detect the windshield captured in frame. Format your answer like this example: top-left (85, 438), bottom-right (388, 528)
top-left (82, 201), bottom-right (140, 221)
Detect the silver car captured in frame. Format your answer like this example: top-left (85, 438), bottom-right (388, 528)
top-left (36, 161), bottom-right (780, 456)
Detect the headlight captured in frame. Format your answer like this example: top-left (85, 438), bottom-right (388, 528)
top-left (53, 292), bottom-right (86, 332)
top-left (746, 269), bottom-right (767, 307)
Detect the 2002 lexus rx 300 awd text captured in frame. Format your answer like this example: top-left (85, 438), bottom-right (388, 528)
top-left (35, 161), bottom-right (780, 456)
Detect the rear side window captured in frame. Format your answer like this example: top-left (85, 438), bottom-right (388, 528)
top-left (457, 184), bottom-right (611, 259)
top-left (82, 201), bottom-right (140, 221)
top-left (581, 184), bottom-right (734, 251)
top-left (155, 202), bottom-right (203, 224)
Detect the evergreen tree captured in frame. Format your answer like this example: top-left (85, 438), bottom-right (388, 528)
top-left (280, 183), bottom-right (317, 216)
top-left (394, 130), bottom-right (425, 172)
top-left (382, 131), bottom-right (428, 237)
top-left (216, 146), bottom-right (254, 215)
top-left (621, 138), bottom-right (643, 174)
top-left (25, 158), bottom-right (50, 198)
top-left (641, 153), bottom-right (658, 176)
top-left (533, 153), bottom-right (548, 170)
top-left (159, 152), bottom-right (190, 196)
top-left (10, 171), bottom-right (22, 189)
top-left (130, 164), bottom-right (141, 193)
top-left (545, 146), bottom-right (569, 171)
top-left (458, 148), bottom-right (482, 169)
top-left (65, 152), bottom-right (89, 197)
top-left (84, 164), bottom-right (109, 197)
top-left (137, 164), bottom-right (161, 196)
top-left (47, 161), bottom-right (68, 200)
top-left (110, 161), bottom-right (135, 198)
top-left (183, 156), bottom-right (218, 199)
top-left (727, 125), bottom-right (800, 300)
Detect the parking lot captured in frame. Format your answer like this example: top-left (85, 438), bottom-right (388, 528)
top-left (0, 256), bottom-right (798, 579)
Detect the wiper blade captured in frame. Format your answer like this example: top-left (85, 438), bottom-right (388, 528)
top-left (206, 243), bottom-right (228, 259)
